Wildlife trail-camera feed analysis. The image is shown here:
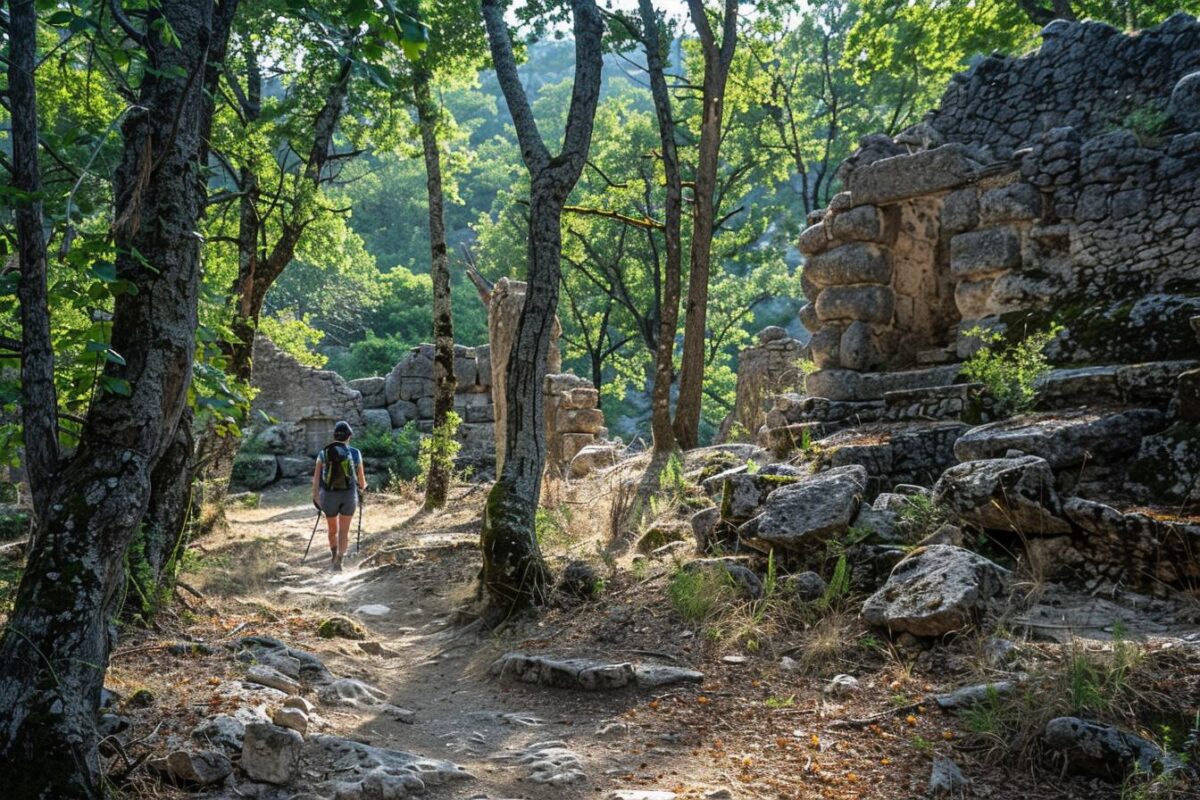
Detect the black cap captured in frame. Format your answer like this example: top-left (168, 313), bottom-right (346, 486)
top-left (333, 420), bottom-right (353, 441)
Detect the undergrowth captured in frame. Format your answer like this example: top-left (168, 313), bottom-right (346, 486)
top-left (961, 324), bottom-right (1061, 417)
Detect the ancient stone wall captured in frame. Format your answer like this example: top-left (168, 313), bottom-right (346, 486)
top-left (731, 327), bottom-right (809, 437)
top-left (796, 14), bottom-right (1200, 405)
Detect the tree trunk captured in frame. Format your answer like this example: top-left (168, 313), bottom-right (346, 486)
top-left (0, 2), bottom-right (236, 795)
top-left (9, 0), bottom-right (60, 528)
top-left (416, 66), bottom-right (457, 510)
top-left (133, 406), bottom-right (196, 615)
top-left (673, 0), bottom-right (738, 450)
top-left (640, 0), bottom-right (682, 456)
top-left (479, 0), bottom-right (603, 615)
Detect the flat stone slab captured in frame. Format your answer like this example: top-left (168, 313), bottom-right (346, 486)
top-left (305, 734), bottom-right (473, 795)
top-left (750, 465), bottom-right (868, 550)
top-left (848, 144), bottom-right (978, 206)
top-left (806, 365), bottom-right (963, 402)
top-left (489, 653), bottom-right (702, 691)
top-left (953, 408), bottom-right (1165, 468)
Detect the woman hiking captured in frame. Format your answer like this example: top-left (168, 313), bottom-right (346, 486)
top-left (311, 420), bottom-right (367, 570)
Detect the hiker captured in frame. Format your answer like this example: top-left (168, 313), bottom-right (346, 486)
top-left (311, 420), bottom-right (367, 570)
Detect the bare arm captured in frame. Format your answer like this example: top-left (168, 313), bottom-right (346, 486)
top-left (311, 459), bottom-right (321, 506)
top-left (357, 458), bottom-right (367, 492)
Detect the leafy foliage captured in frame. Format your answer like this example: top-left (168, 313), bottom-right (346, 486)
top-left (961, 325), bottom-right (1063, 417)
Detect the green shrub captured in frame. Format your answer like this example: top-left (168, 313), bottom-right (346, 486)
top-left (961, 324), bottom-right (1062, 417)
top-left (668, 565), bottom-right (734, 622)
top-left (356, 424), bottom-right (421, 486)
top-left (1122, 103), bottom-right (1169, 145)
top-left (0, 509), bottom-right (29, 540)
top-left (418, 411), bottom-right (462, 481)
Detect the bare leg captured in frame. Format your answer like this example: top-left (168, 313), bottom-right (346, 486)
top-left (337, 514), bottom-right (353, 557)
top-left (325, 513), bottom-right (339, 557)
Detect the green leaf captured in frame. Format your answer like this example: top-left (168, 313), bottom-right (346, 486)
top-left (99, 375), bottom-right (132, 397)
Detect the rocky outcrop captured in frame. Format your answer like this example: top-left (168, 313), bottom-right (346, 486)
top-left (489, 653), bottom-right (703, 690)
top-left (1042, 716), bottom-right (1178, 780)
top-left (749, 465), bottom-right (867, 552)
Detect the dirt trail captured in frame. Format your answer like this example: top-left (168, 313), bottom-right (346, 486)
top-left (211, 486), bottom-right (728, 800)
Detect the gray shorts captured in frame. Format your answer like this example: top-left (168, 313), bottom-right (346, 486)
top-left (319, 488), bottom-right (358, 517)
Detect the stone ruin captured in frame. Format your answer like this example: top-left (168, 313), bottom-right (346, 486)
top-left (728, 15), bottom-right (1200, 597)
top-left (238, 284), bottom-right (616, 492)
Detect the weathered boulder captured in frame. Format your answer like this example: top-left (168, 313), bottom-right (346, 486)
top-left (231, 636), bottom-right (334, 686)
top-left (570, 443), bottom-right (621, 478)
top-left (241, 722), bottom-right (303, 785)
top-left (1127, 422), bottom-right (1200, 505)
top-left (231, 454), bottom-right (278, 491)
top-left (950, 227), bottom-right (1022, 279)
top-left (720, 471), bottom-right (800, 523)
top-left (861, 545), bottom-right (1009, 637)
top-left (387, 399), bottom-right (418, 428)
top-left (1169, 70), bottom-right (1200, 130)
top-left (933, 456), bottom-right (1070, 535)
top-left (815, 284), bottom-right (895, 324)
top-left (192, 714), bottom-right (245, 752)
top-left (271, 705), bottom-right (308, 736)
top-left (1043, 717), bottom-right (1176, 780)
top-left (276, 456), bottom-right (313, 479)
top-left (148, 750), bottom-right (232, 787)
top-left (782, 571), bottom-right (827, 602)
top-left (750, 465), bottom-right (868, 551)
top-left (952, 409), bottom-right (1164, 468)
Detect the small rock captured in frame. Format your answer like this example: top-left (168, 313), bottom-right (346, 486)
top-left (609, 792), bottom-right (677, 800)
top-left (358, 640), bottom-right (402, 658)
top-left (705, 790), bottom-right (734, 800)
top-left (783, 571), bottom-right (827, 602)
top-left (166, 641), bottom-right (216, 657)
top-left (721, 655), bottom-right (747, 664)
top-left (148, 750), bottom-right (232, 786)
top-left (779, 656), bottom-right (798, 672)
top-left (983, 637), bottom-right (1019, 668)
top-left (558, 560), bottom-right (602, 601)
top-left (241, 723), bottom-right (303, 785)
top-left (354, 604), bottom-right (390, 616)
top-left (825, 674), bottom-right (860, 698)
top-left (125, 687), bottom-right (155, 708)
top-left (928, 755), bottom-right (969, 797)
top-left (281, 695), bottom-right (314, 715)
top-left (245, 664), bottom-right (302, 695)
top-left (918, 523), bottom-right (964, 547)
top-left (271, 706), bottom-right (308, 735)
top-left (318, 677), bottom-right (387, 708)
top-left (931, 681), bottom-right (1016, 711)
top-left (316, 615), bottom-right (367, 640)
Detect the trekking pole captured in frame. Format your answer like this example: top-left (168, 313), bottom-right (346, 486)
top-left (356, 487), bottom-right (364, 555)
top-left (301, 505), bottom-right (322, 564)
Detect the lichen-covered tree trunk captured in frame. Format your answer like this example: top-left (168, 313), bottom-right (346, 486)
top-left (137, 406), bottom-right (197, 610)
top-left (673, 0), bottom-right (738, 450)
top-left (9, 0), bottom-right (60, 529)
top-left (0, 2), bottom-right (236, 795)
top-left (641, 0), bottom-right (683, 456)
top-left (416, 66), bottom-right (458, 510)
top-left (479, 0), bottom-right (602, 615)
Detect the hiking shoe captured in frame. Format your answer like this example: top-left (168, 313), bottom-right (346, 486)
top-left (333, 553), bottom-right (343, 572)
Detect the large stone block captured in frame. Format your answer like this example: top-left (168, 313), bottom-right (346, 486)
top-left (940, 187), bottom-right (979, 233)
top-left (804, 243), bottom-right (891, 288)
top-left (950, 227), bottom-right (1022, 279)
top-left (809, 327), bottom-right (842, 368)
top-left (1169, 70), bottom-right (1200, 131)
top-left (848, 145), bottom-right (978, 207)
top-left (387, 399), bottom-right (418, 428)
top-left (798, 301), bottom-right (820, 332)
top-left (978, 182), bottom-right (1041, 224)
top-left (398, 376), bottom-right (432, 402)
top-left (557, 407), bottom-right (605, 434)
top-left (453, 356), bottom-right (478, 387)
top-left (362, 409), bottom-right (391, 431)
top-left (815, 285), bottom-right (895, 324)
top-left (828, 204), bottom-right (886, 243)
top-left (348, 377), bottom-right (386, 409)
top-left (798, 221), bottom-right (831, 255)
